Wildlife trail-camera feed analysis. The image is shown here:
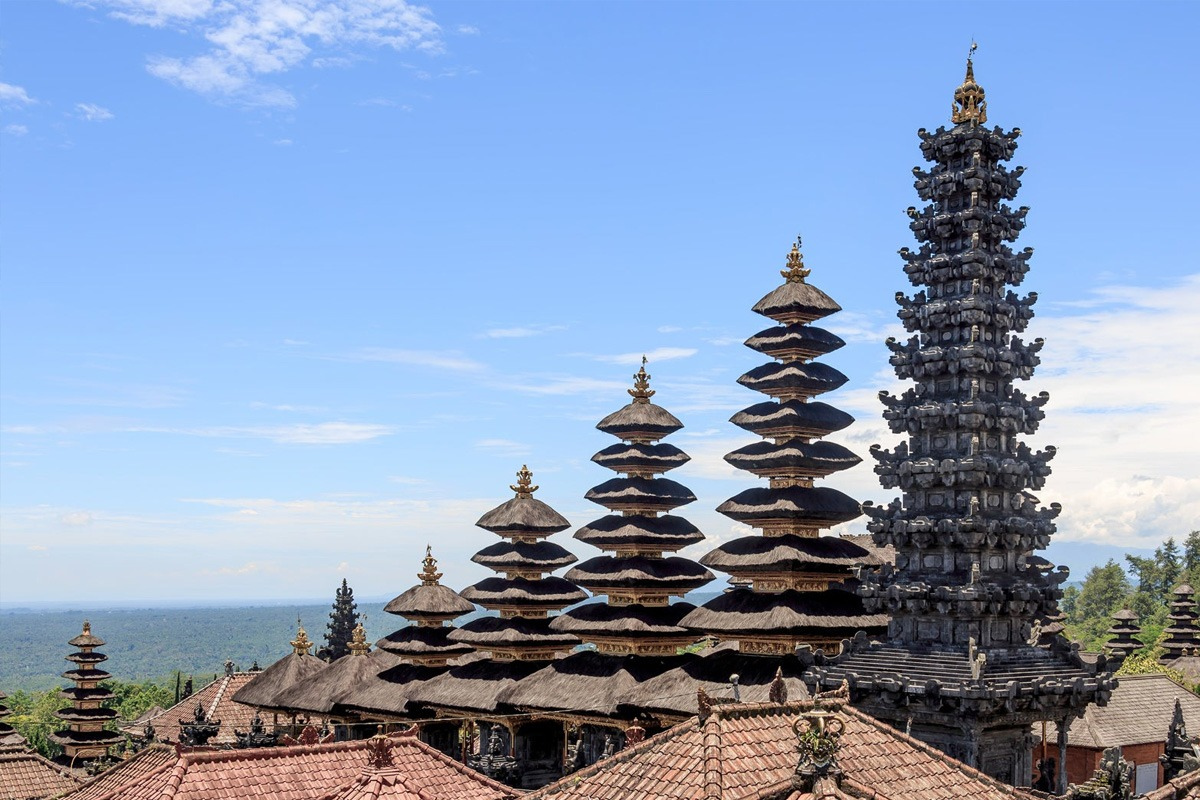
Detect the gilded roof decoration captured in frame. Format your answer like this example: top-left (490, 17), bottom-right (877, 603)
top-left (628, 355), bottom-right (655, 403)
top-left (291, 623), bottom-right (313, 656)
top-left (952, 44), bottom-right (988, 125)
top-left (781, 237), bottom-right (811, 284)
top-left (510, 465), bottom-right (538, 498)
top-left (418, 544), bottom-right (443, 585)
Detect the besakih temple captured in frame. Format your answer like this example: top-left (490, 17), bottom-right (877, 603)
top-left (1160, 583), bottom-right (1200, 663)
top-left (0, 691), bottom-right (24, 748)
top-left (272, 623), bottom-right (400, 722)
top-left (805, 52), bottom-right (1116, 786)
top-left (49, 621), bottom-right (123, 766)
top-left (681, 240), bottom-right (887, 655)
top-left (232, 622), bottom-right (327, 714)
top-left (1104, 608), bottom-right (1143, 661)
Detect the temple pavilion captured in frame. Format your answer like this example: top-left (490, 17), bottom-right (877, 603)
top-left (805, 53), bottom-right (1116, 788)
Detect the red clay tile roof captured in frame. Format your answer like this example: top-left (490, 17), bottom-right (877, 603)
top-left (315, 734), bottom-right (516, 800)
top-left (0, 747), bottom-right (83, 800)
top-left (1043, 674), bottom-right (1200, 749)
top-left (1143, 767), bottom-right (1200, 800)
top-left (61, 746), bottom-right (178, 800)
top-left (528, 696), bottom-right (1035, 800)
top-left (56, 734), bottom-right (514, 800)
top-left (122, 674), bottom-right (260, 746)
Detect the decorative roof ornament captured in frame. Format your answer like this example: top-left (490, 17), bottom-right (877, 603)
top-left (510, 464), bottom-right (539, 498)
top-left (348, 622), bottom-right (370, 656)
top-left (952, 42), bottom-right (988, 125)
top-left (792, 708), bottom-right (845, 790)
top-left (365, 727), bottom-right (394, 769)
top-left (291, 622), bottom-right (313, 656)
top-left (628, 355), bottom-right (655, 403)
top-left (418, 544), bottom-right (443, 585)
top-left (769, 666), bottom-right (788, 705)
top-left (781, 237), bottom-right (811, 284)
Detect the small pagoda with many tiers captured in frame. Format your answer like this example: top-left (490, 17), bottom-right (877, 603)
top-left (1161, 583), bottom-right (1200, 663)
top-left (806, 52), bottom-right (1115, 788)
top-left (50, 621), bottom-right (122, 765)
top-left (551, 360), bottom-right (713, 655)
top-left (680, 241), bottom-right (887, 655)
top-left (376, 546), bottom-right (477, 667)
top-left (450, 467), bottom-right (586, 660)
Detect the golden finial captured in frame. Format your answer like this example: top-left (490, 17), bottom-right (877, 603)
top-left (348, 622), bottom-right (370, 656)
top-left (628, 355), bottom-right (655, 403)
top-left (511, 465), bottom-right (538, 498)
top-left (418, 544), bottom-right (443, 586)
top-left (952, 42), bottom-right (987, 125)
top-left (291, 621), bottom-right (313, 656)
top-left (82, 620), bottom-right (91, 635)
top-left (781, 237), bottom-right (810, 284)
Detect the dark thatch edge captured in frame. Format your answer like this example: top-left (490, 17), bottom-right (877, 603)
top-left (698, 533), bottom-right (879, 573)
top-left (471, 540), bottom-right (578, 571)
top-left (751, 280), bottom-right (842, 322)
top-left (476, 496), bottom-right (570, 535)
top-left (374, 626), bottom-right (476, 657)
top-left (718, 485), bottom-right (862, 525)
top-left (383, 583), bottom-right (475, 618)
top-left (723, 439), bottom-right (862, 476)
top-left (499, 651), bottom-right (685, 715)
top-left (550, 601), bottom-right (696, 636)
top-left (737, 361), bottom-right (849, 396)
top-left (565, 555), bottom-right (713, 590)
top-left (591, 442), bottom-right (690, 474)
top-left (680, 587), bottom-right (888, 636)
top-left (730, 399), bottom-right (855, 437)
top-left (271, 649), bottom-right (399, 714)
top-left (595, 402), bottom-right (683, 440)
top-left (574, 513), bottom-right (705, 550)
top-left (449, 615), bottom-right (580, 648)
top-left (460, 576), bottom-right (587, 607)
top-left (744, 322), bottom-right (846, 358)
top-left (231, 652), bottom-right (327, 710)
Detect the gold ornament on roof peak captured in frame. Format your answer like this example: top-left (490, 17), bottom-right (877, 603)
top-left (511, 465), bottom-right (538, 498)
top-left (418, 544), bottom-right (443, 586)
top-left (81, 621), bottom-right (92, 636)
top-left (781, 237), bottom-right (810, 284)
top-left (348, 622), bottom-right (370, 656)
top-left (628, 355), bottom-right (655, 403)
top-left (952, 42), bottom-right (988, 125)
top-left (291, 621), bottom-right (313, 656)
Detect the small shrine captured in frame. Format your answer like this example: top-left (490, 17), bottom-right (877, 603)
top-left (49, 621), bottom-right (122, 765)
top-left (1104, 608), bottom-right (1142, 662)
top-left (1161, 584), bottom-right (1200, 663)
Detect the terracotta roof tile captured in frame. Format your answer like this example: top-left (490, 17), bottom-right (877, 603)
top-left (122, 675), bottom-right (261, 746)
top-left (61, 746), bottom-right (177, 800)
top-left (0, 748), bottom-right (83, 800)
top-left (1142, 767), bottom-right (1200, 800)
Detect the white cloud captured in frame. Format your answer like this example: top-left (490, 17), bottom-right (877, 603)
top-left (595, 347), bottom-right (698, 365)
top-left (273, 138), bottom-right (293, 146)
top-left (59, 511), bottom-right (94, 526)
top-left (475, 438), bottom-right (531, 457)
top-left (499, 375), bottom-right (628, 396)
top-left (87, 0), bottom-right (442, 106)
top-left (76, 103), bottom-right (114, 121)
top-left (4, 124), bottom-right (29, 136)
top-left (455, 24), bottom-right (479, 35)
top-left (175, 421), bottom-right (396, 444)
top-left (0, 82), bottom-right (36, 106)
top-left (481, 325), bottom-right (565, 339)
top-left (349, 347), bottom-right (483, 371)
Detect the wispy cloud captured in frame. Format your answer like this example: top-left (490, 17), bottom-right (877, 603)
top-left (273, 138), bottom-right (293, 146)
top-left (4, 124), bottom-right (29, 136)
top-left (475, 438), bottom-right (530, 457)
top-left (80, 0), bottom-right (443, 107)
top-left (348, 347), bottom-right (484, 371)
top-left (76, 102), bottom-right (114, 121)
top-left (157, 421), bottom-right (396, 444)
top-left (594, 347), bottom-right (698, 365)
top-left (0, 82), bottom-right (36, 106)
top-left (499, 375), bottom-right (628, 396)
top-left (481, 324), bottom-right (565, 339)
top-left (455, 24), bottom-right (479, 35)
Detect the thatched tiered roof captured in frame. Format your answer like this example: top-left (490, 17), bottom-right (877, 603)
top-left (232, 624), bottom-right (327, 711)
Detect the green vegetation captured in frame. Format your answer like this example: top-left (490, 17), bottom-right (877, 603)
top-left (1062, 531), bottom-right (1199, 654)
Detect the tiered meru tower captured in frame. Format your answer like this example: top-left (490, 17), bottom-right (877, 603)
top-left (1160, 583), bottom-right (1200, 663)
top-left (50, 621), bottom-right (122, 764)
top-left (377, 546), bottom-right (476, 666)
top-left (552, 360), bottom-right (713, 654)
top-left (451, 467), bottom-right (586, 660)
top-left (681, 242), bottom-right (887, 654)
top-left (807, 55), bottom-right (1115, 787)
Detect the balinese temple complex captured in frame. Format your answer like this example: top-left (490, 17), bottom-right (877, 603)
top-left (805, 55), bottom-right (1116, 787)
top-left (50, 622), bottom-right (123, 766)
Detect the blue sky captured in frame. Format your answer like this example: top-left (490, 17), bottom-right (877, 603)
top-left (1, 1), bottom-right (1197, 605)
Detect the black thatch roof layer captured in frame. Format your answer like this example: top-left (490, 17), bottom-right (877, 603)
top-left (67, 625), bottom-right (105, 648)
top-left (374, 626), bottom-right (475, 658)
top-left (699, 533), bottom-right (880, 574)
top-left (595, 402), bottom-right (683, 441)
top-left (573, 514), bottom-right (705, 550)
top-left (404, 659), bottom-right (547, 715)
top-left (460, 576), bottom-right (587, 607)
top-left (338, 662), bottom-right (451, 717)
top-left (449, 615), bottom-right (580, 649)
top-left (744, 323), bottom-right (845, 361)
top-left (679, 587), bottom-right (886, 636)
top-left (730, 400), bottom-right (854, 439)
top-left (737, 361), bottom-right (849, 398)
top-left (584, 477), bottom-right (695, 513)
top-left (717, 485), bottom-right (861, 526)
top-left (471, 540), bottom-right (578, 572)
top-left (723, 439), bottom-right (861, 477)
top-left (616, 648), bottom-right (813, 718)
top-left (232, 652), bottom-right (327, 710)
top-left (751, 279), bottom-right (841, 324)
top-left (476, 496), bottom-right (570, 535)
top-left (499, 651), bottom-right (685, 716)
top-left (383, 583), bottom-right (475, 619)
top-left (272, 649), bottom-right (400, 714)
top-left (591, 442), bottom-right (689, 475)
top-left (550, 601), bottom-right (696, 636)
top-left (565, 555), bottom-right (712, 592)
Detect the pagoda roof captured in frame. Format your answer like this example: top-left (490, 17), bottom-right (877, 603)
top-left (680, 587), bottom-right (886, 637)
top-left (737, 361), bottom-right (849, 399)
top-left (550, 600), bottom-right (697, 638)
top-left (64, 651), bottom-right (107, 665)
top-left (59, 687), bottom-right (115, 703)
top-left (751, 279), bottom-right (842, 324)
top-left (585, 476), bottom-right (696, 513)
top-left (232, 651), bottom-right (327, 710)
top-left (338, 661), bottom-right (454, 717)
top-left (591, 441), bottom-right (690, 475)
top-left (744, 323), bottom-right (846, 361)
top-left (574, 513), bottom-right (705, 550)
top-left (61, 667), bottom-right (113, 683)
top-left (48, 729), bottom-right (124, 746)
top-left (699, 534), bottom-right (880, 574)
top-left (119, 672), bottom-right (260, 746)
top-left (717, 486), bottom-right (862, 526)
top-left (460, 575), bottom-right (586, 608)
top-left (67, 624), bottom-right (105, 649)
top-left (374, 626), bottom-right (476, 659)
top-left (471, 540), bottom-right (577, 572)
top-left (724, 440), bottom-right (861, 478)
top-left (54, 707), bottom-right (118, 724)
top-left (383, 583), bottom-right (475, 620)
top-left (449, 615), bottom-right (580, 650)
top-left (730, 400), bottom-right (854, 439)
top-left (499, 651), bottom-right (682, 716)
top-left (476, 496), bottom-right (570, 536)
top-left (272, 649), bottom-right (400, 715)
top-left (565, 555), bottom-right (713, 592)
top-left (1111, 608), bottom-right (1139, 622)
top-left (595, 401), bottom-right (683, 441)
top-left (404, 658), bottom-right (548, 715)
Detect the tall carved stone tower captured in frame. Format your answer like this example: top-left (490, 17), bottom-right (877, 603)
top-left (807, 53), bottom-right (1115, 788)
